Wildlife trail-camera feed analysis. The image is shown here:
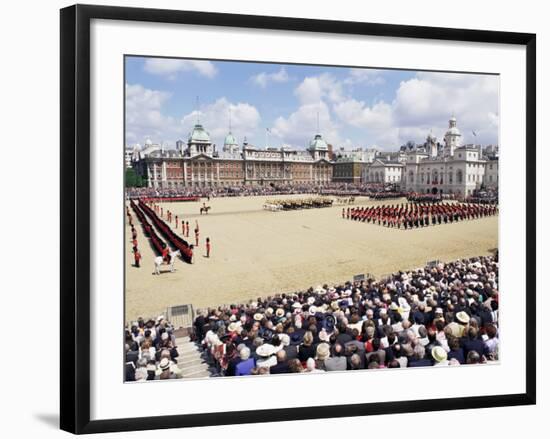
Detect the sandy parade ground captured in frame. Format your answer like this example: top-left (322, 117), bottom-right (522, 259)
top-left (125, 195), bottom-right (498, 322)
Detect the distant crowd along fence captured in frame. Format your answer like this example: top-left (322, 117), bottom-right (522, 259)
top-left (138, 196), bottom-right (200, 203)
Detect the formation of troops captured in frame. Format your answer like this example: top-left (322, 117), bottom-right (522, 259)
top-left (343, 201), bottom-right (498, 229)
top-left (266, 197), bottom-right (334, 211)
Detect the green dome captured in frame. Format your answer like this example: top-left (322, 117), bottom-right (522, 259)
top-left (188, 124), bottom-right (211, 143)
top-left (309, 133), bottom-right (328, 150)
top-left (224, 132), bottom-right (238, 146)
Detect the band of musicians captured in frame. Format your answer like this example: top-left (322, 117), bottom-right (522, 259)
top-left (343, 202), bottom-right (498, 229)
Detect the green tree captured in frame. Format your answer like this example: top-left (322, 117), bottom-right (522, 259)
top-left (125, 168), bottom-right (143, 187)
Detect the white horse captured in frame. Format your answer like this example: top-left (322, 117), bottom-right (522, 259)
top-left (153, 249), bottom-right (181, 275)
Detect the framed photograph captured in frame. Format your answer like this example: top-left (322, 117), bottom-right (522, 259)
top-left (60, 4), bottom-right (536, 434)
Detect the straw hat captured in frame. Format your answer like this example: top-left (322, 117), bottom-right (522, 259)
top-left (159, 358), bottom-right (170, 371)
top-left (256, 344), bottom-right (276, 357)
top-left (275, 308), bottom-right (285, 318)
top-left (456, 311), bottom-right (470, 324)
top-left (227, 321), bottom-right (241, 332)
top-left (253, 313), bottom-right (264, 322)
top-left (431, 346), bottom-right (448, 363)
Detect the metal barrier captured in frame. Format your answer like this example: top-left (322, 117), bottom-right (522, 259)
top-left (166, 303), bottom-right (195, 329)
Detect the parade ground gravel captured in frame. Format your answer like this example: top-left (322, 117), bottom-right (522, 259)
top-left (125, 195), bottom-right (498, 322)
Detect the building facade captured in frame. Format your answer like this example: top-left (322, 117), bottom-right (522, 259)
top-left (363, 159), bottom-right (404, 184)
top-left (400, 117), bottom-right (493, 197)
top-left (137, 123), bottom-right (333, 188)
top-left (131, 115), bottom-right (498, 196)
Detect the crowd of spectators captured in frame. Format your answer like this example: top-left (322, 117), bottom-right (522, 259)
top-left (125, 315), bottom-right (183, 381)
top-left (193, 255), bottom-right (499, 377)
top-left (126, 183), bottom-right (398, 200)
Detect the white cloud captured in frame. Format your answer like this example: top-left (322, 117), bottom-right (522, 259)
top-left (181, 98), bottom-right (261, 144)
top-left (344, 68), bottom-right (386, 86)
top-left (143, 58), bottom-right (217, 79)
top-left (329, 71), bottom-right (499, 149)
top-left (271, 101), bottom-right (344, 148)
top-left (392, 72), bottom-right (499, 145)
top-left (125, 83), bottom-right (177, 144)
top-left (250, 67), bottom-right (290, 88)
top-left (295, 73), bottom-right (344, 105)
top-left (125, 83), bottom-right (261, 148)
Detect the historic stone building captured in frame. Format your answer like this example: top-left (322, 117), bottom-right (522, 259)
top-left (131, 114), bottom-right (498, 196)
top-left (400, 116), bottom-right (495, 197)
top-left (137, 123), bottom-right (333, 188)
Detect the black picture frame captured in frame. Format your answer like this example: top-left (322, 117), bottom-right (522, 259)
top-left (60, 4), bottom-right (536, 434)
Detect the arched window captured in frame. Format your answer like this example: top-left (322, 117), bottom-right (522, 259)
top-left (457, 170), bottom-right (463, 183)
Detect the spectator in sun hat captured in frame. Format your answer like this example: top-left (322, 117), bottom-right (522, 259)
top-left (315, 343), bottom-right (331, 370)
top-left (157, 357), bottom-right (173, 379)
top-left (431, 346), bottom-right (449, 367)
top-left (256, 343), bottom-right (277, 369)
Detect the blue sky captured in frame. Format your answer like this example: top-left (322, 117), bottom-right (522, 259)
top-left (125, 56), bottom-right (499, 151)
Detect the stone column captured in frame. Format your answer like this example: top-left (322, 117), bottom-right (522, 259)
top-left (162, 162), bottom-right (167, 188)
top-left (183, 161), bottom-right (187, 187)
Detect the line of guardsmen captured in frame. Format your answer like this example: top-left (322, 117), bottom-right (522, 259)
top-left (342, 202), bottom-right (498, 229)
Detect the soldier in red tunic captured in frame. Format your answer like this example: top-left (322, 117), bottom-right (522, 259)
top-left (133, 248), bottom-right (141, 268)
top-left (162, 243), bottom-right (169, 263)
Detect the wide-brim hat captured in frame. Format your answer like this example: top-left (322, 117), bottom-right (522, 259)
top-left (227, 322), bottom-right (241, 332)
top-left (275, 308), bottom-right (285, 318)
top-left (159, 358), bottom-right (170, 371)
top-left (456, 311), bottom-right (470, 324)
top-left (431, 346), bottom-right (448, 363)
top-left (290, 333), bottom-right (303, 345)
top-left (256, 343), bottom-right (275, 357)
top-left (292, 302), bottom-right (302, 309)
top-left (253, 313), bottom-right (264, 321)
top-left (309, 306), bottom-right (317, 316)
